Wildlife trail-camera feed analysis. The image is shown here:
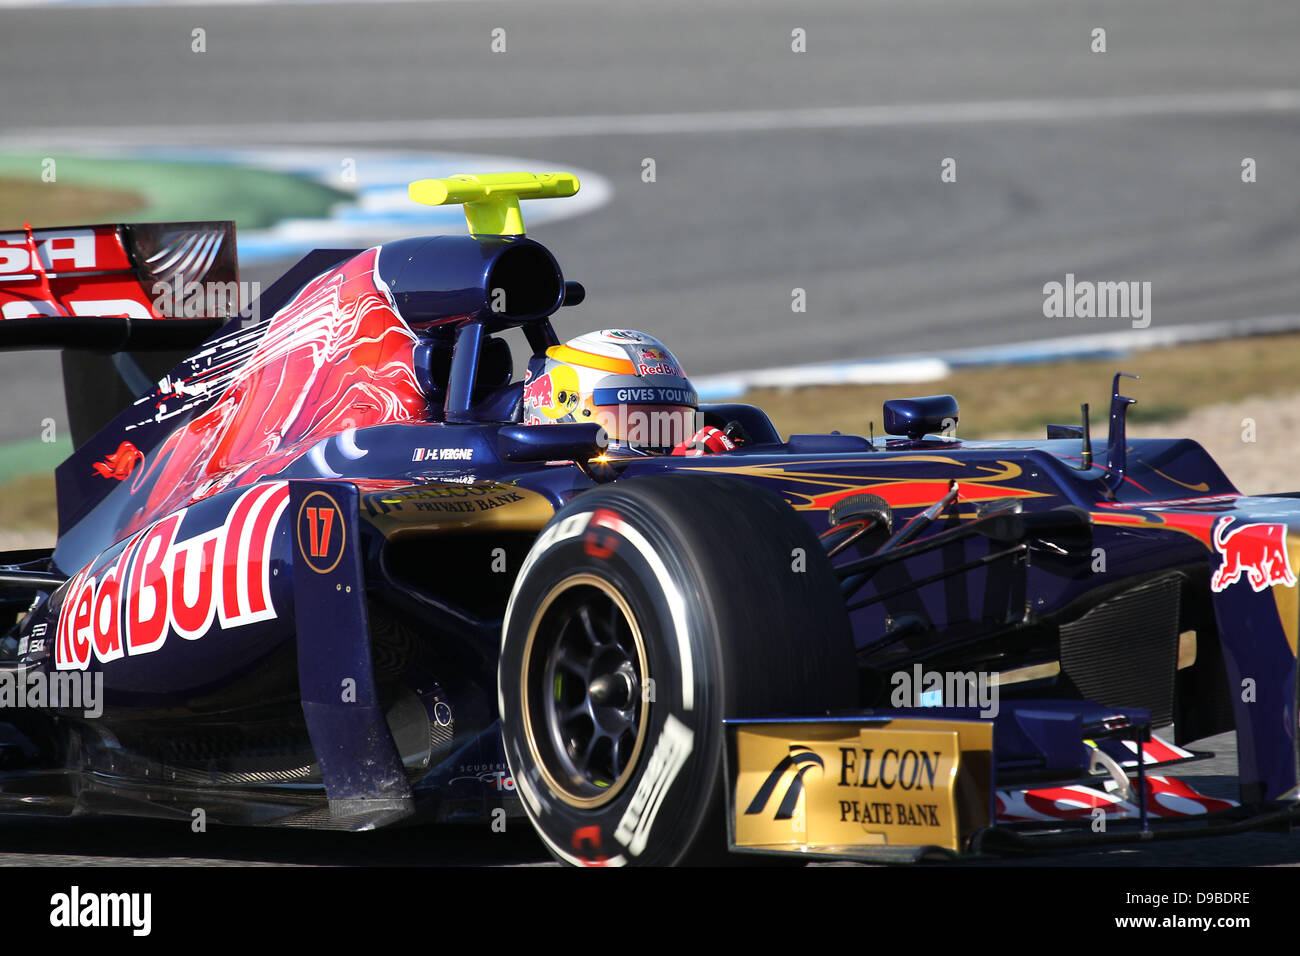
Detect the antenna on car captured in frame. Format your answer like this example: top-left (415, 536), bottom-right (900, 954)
top-left (1103, 373), bottom-right (1139, 495)
top-left (408, 171), bottom-right (581, 236)
top-left (1079, 402), bottom-right (1093, 470)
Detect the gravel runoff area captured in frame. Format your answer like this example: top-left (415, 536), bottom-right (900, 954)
top-left (0, 530), bottom-right (49, 550)
top-left (1127, 392), bottom-right (1300, 496)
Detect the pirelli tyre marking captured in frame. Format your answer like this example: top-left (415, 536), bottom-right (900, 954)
top-left (613, 714), bottom-right (694, 857)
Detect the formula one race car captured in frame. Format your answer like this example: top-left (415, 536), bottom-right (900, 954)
top-left (0, 172), bottom-right (1297, 865)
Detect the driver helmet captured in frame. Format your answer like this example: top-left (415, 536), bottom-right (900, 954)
top-left (522, 329), bottom-right (699, 453)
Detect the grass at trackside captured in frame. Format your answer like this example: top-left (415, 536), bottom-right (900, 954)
top-left (0, 439), bottom-right (71, 538)
top-left (0, 473), bottom-right (58, 534)
top-left (743, 331), bottom-right (1300, 440)
top-left (0, 154), bottom-right (350, 232)
top-left (0, 436), bottom-right (74, 484)
top-left (0, 177), bottom-right (146, 227)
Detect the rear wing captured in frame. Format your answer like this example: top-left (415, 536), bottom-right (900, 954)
top-left (0, 221), bottom-right (240, 446)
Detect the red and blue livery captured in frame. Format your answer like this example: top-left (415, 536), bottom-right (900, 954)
top-left (2, 173), bottom-right (1300, 864)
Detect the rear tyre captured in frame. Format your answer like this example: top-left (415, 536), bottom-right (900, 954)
top-left (498, 474), bottom-right (856, 866)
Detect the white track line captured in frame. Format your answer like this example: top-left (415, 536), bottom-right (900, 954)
top-left (5, 90), bottom-right (1300, 147)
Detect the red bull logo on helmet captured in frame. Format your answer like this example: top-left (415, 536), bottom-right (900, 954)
top-left (635, 346), bottom-right (680, 377)
top-left (522, 370), bottom-right (553, 412)
top-left (522, 364), bottom-right (581, 422)
top-left (1209, 518), bottom-right (1297, 593)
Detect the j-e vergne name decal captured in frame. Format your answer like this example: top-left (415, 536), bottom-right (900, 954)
top-left (55, 482), bottom-right (290, 671)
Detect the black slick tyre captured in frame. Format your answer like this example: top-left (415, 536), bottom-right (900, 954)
top-left (498, 473), bottom-right (856, 866)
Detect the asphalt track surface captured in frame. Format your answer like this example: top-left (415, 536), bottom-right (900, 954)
top-left (2, 0), bottom-right (1300, 438)
top-left (0, 0), bottom-right (1299, 869)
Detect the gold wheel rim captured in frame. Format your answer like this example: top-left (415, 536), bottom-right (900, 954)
top-left (519, 573), bottom-right (651, 809)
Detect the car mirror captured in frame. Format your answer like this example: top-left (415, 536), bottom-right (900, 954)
top-left (497, 423), bottom-right (608, 463)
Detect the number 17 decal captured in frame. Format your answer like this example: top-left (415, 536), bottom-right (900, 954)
top-left (305, 506), bottom-right (335, 558)
top-left (297, 491), bottom-right (346, 574)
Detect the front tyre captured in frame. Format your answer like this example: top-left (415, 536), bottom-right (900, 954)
top-left (499, 474), bottom-right (856, 866)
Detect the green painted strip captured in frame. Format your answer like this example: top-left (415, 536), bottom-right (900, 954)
top-left (0, 154), bottom-right (348, 232)
top-left (0, 435), bottom-right (73, 483)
